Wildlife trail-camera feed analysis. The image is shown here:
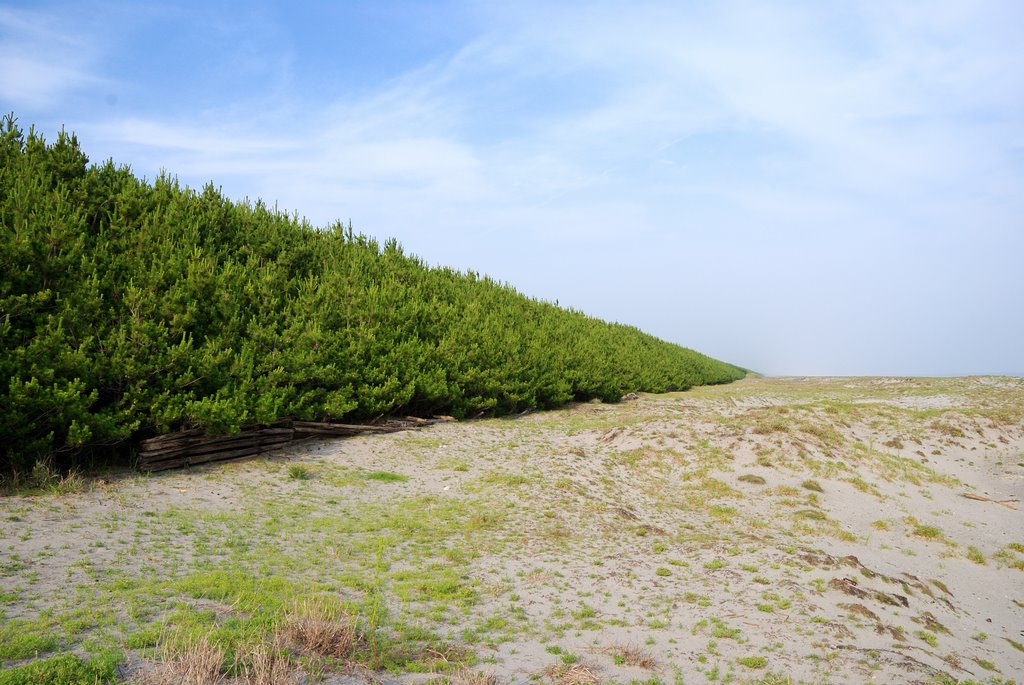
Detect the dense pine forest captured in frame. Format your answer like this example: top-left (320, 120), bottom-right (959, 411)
top-left (0, 116), bottom-right (745, 477)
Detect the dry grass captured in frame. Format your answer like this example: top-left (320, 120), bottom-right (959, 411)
top-left (241, 640), bottom-right (301, 685)
top-left (135, 600), bottom-right (350, 685)
top-left (542, 662), bottom-right (600, 685)
top-left (282, 598), bottom-right (359, 659)
top-left (132, 636), bottom-right (225, 685)
top-left (441, 668), bottom-right (501, 685)
top-left (132, 634), bottom-right (302, 685)
top-left (600, 642), bottom-right (657, 669)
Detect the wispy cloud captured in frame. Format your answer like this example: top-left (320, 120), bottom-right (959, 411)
top-left (0, 7), bottom-right (108, 109)
top-left (13, 0), bottom-right (1023, 373)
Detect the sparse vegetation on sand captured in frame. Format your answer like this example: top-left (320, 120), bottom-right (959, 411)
top-left (2, 377), bottom-right (1023, 684)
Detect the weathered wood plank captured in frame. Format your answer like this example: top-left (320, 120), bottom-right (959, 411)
top-left (137, 417), bottom-right (447, 472)
top-left (139, 428), bottom-right (295, 458)
top-left (144, 448), bottom-right (267, 471)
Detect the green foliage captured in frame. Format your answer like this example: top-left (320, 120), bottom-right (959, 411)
top-left (0, 115), bottom-right (745, 475)
top-left (287, 464), bottom-right (312, 480)
top-left (364, 470), bottom-right (409, 482)
top-left (0, 617), bottom-right (65, 661)
top-left (0, 650), bottom-right (121, 685)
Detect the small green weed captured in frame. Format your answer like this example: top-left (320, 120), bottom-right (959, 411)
top-left (912, 524), bottom-right (944, 540)
top-left (287, 464), bottom-right (312, 480)
top-left (974, 657), bottom-right (997, 671)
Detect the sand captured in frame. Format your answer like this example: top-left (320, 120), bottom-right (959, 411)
top-left (1, 376), bottom-right (1022, 684)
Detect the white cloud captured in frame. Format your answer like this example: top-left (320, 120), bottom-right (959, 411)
top-left (0, 7), bottom-right (107, 108)
top-left (20, 0), bottom-right (1021, 373)
top-left (0, 56), bottom-right (101, 109)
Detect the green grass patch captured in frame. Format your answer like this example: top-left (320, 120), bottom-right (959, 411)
top-left (912, 524), bottom-right (944, 540)
top-left (479, 471), bottom-right (531, 487)
top-left (966, 546), bottom-right (986, 565)
top-left (0, 650), bottom-right (121, 685)
top-left (364, 470), bottom-right (409, 483)
top-left (0, 619), bottom-right (60, 660)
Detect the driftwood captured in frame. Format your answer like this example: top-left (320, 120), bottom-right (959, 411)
top-left (962, 493), bottom-right (1020, 510)
top-left (138, 417), bottom-right (450, 472)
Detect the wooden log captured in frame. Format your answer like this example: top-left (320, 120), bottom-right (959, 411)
top-left (139, 428), bottom-right (295, 458)
top-left (138, 416), bottom-right (430, 472)
top-left (141, 437), bottom-right (294, 471)
top-left (139, 430), bottom-right (293, 467)
top-left (140, 426), bottom-right (294, 445)
top-left (144, 430), bottom-right (294, 454)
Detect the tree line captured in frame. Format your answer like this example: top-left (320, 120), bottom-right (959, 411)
top-left (0, 116), bottom-right (745, 477)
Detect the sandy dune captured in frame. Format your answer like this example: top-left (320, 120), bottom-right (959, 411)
top-left (2, 376), bottom-right (1022, 684)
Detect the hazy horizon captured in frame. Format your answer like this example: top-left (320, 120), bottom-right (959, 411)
top-left (3, 1), bottom-right (1022, 376)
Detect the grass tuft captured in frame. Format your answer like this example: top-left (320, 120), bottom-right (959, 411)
top-left (602, 643), bottom-right (657, 669)
top-left (134, 635), bottom-right (225, 685)
top-left (283, 599), bottom-right (359, 659)
top-left (737, 655), bottom-right (768, 669)
top-left (287, 464), bottom-right (312, 480)
top-left (966, 546), bottom-right (986, 565)
top-left (542, 662), bottom-right (600, 685)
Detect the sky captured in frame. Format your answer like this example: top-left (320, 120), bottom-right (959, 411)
top-left (2, 0), bottom-right (1022, 376)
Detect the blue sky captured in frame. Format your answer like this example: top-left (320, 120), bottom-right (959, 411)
top-left (3, 1), bottom-right (1022, 376)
